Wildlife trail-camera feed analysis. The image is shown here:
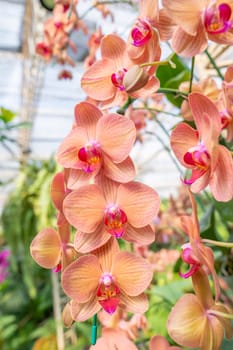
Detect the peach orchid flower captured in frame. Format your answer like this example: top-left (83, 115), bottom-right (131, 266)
top-left (127, 0), bottom-right (161, 66)
top-left (30, 221), bottom-right (76, 272)
top-left (179, 188), bottom-right (220, 300)
top-left (149, 335), bottom-right (182, 350)
top-left (163, 0), bottom-right (233, 56)
top-left (167, 268), bottom-right (233, 350)
top-left (170, 92), bottom-right (233, 202)
top-left (57, 102), bottom-right (136, 189)
top-left (63, 177), bottom-right (160, 252)
top-left (61, 238), bottom-right (153, 320)
top-left (81, 34), bottom-right (159, 108)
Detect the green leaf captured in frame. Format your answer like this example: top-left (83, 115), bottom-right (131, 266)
top-left (0, 107), bottom-right (16, 123)
top-left (213, 198), bottom-right (233, 224)
top-left (156, 53), bottom-right (191, 107)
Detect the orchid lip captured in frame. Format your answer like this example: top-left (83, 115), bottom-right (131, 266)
top-left (104, 205), bottom-right (128, 238)
top-left (111, 68), bottom-right (127, 91)
top-left (97, 273), bottom-right (120, 314)
top-left (204, 2), bottom-right (233, 34)
top-left (131, 18), bottom-right (152, 47)
top-left (78, 141), bottom-right (102, 173)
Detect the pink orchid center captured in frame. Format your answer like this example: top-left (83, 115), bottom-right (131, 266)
top-left (184, 142), bottom-right (210, 170)
top-left (180, 244), bottom-right (201, 278)
top-left (78, 141), bottom-right (102, 173)
top-left (97, 273), bottom-right (120, 314)
top-left (204, 3), bottom-right (233, 34)
top-left (111, 68), bottom-right (127, 91)
top-left (131, 18), bottom-right (152, 47)
top-left (104, 205), bottom-right (128, 238)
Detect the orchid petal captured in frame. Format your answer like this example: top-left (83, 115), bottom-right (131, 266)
top-left (67, 168), bottom-right (93, 190)
top-left (101, 34), bottom-right (128, 66)
top-left (189, 168), bottom-right (211, 193)
top-left (112, 252), bottom-right (152, 296)
top-left (200, 316), bottom-right (224, 350)
top-left (171, 24), bottom-right (208, 57)
top-left (162, 0), bottom-right (208, 35)
top-left (81, 58), bottom-right (116, 101)
top-left (167, 293), bottom-right (205, 348)
top-left (170, 123), bottom-right (199, 167)
top-left (97, 114), bottom-right (136, 163)
top-left (103, 155), bottom-right (135, 183)
top-left (62, 255), bottom-right (101, 302)
top-left (189, 93), bottom-right (222, 144)
top-left (119, 292), bottom-right (149, 313)
top-left (210, 304), bottom-right (233, 339)
top-left (74, 225), bottom-right (110, 253)
top-left (74, 102), bottom-right (102, 139)
top-left (71, 296), bottom-right (101, 322)
top-left (210, 145), bottom-right (233, 202)
top-left (124, 223), bottom-right (155, 245)
top-left (63, 185), bottom-right (106, 232)
top-left (50, 172), bottom-right (66, 212)
top-left (62, 302), bottom-right (74, 328)
top-left (30, 228), bottom-right (62, 269)
top-left (57, 127), bottom-right (88, 169)
top-left (117, 182), bottom-right (160, 228)
top-left (93, 237), bottom-right (120, 272)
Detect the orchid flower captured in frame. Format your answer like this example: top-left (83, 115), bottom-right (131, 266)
top-left (171, 92), bottom-right (233, 202)
top-left (163, 0), bottom-right (233, 56)
top-left (127, 0), bottom-right (161, 67)
top-left (179, 188), bottom-right (220, 300)
top-left (30, 221), bottom-right (76, 272)
top-left (57, 102), bottom-right (136, 189)
top-left (63, 176), bottom-right (160, 252)
top-left (81, 34), bottom-right (159, 108)
top-left (167, 268), bottom-right (233, 350)
top-left (61, 238), bottom-right (153, 320)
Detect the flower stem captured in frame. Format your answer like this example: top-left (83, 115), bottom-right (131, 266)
top-left (208, 309), bottom-right (233, 319)
top-left (133, 106), bottom-right (181, 117)
top-left (91, 314), bottom-right (98, 345)
top-left (202, 239), bottom-right (233, 248)
top-left (189, 56), bottom-right (195, 93)
top-left (145, 131), bottom-right (184, 175)
top-left (205, 49), bottom-right (224, 80)
top-left (139, 59), bottom-right (176, 69)
top-left (157, 88), bottom-right (188, 99)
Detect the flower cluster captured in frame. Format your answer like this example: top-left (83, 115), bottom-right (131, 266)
top-left (31, 0), bottom-right (233, 349)
top-left (30, 100), bottom-right (160, 321)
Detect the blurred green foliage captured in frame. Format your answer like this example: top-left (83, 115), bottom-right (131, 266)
top-left (0, 159), bottom-right (58, 350)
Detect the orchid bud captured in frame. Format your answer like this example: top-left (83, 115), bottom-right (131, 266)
top-left (123, 65), bottom-right (149, 93)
